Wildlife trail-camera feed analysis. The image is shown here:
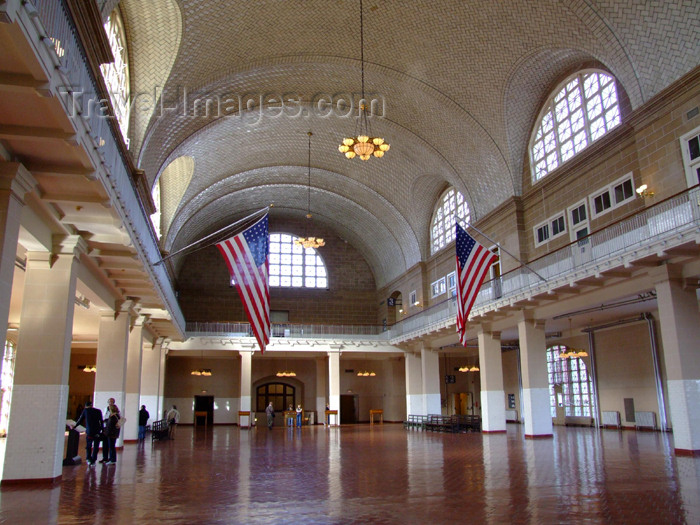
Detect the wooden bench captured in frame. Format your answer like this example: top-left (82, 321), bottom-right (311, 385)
top-left (405, 414), bottom-right (482, 433)
top-left (151, 419), bottom-right (169, 441)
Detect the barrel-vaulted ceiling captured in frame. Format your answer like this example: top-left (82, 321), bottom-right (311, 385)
top-left (112, 0), bottom-right (700, 287)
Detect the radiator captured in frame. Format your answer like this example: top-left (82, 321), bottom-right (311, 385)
top-left (601, 411), bottom-right (620, 428)
top-left (505, 409), bottom-right (518, 422)
top-left (634, 411), bottom-right (657, 430)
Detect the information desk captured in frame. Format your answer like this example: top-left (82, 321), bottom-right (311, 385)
top-left (325, 409), bottom-right (339, 426)
top-left (284, 410), bottom-right (297, 427)
top-left (369, 409), bottom-right (384, 425)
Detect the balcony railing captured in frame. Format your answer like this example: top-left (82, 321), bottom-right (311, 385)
top-left (186, 322), bottom-right (385, 339)
top-left (187, 187), bottom-right (700, 342)
top-left (389, 185), bottom-right (700, 341)
top-left (30, 0), bottom-right (185, 335)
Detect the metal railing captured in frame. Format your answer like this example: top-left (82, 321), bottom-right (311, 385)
top-left (186, 322), bottom-right (385, 339)
top-left (30, 1), bottom-right (185, 335)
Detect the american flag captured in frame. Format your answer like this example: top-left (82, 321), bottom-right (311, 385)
top-left (216, 214), bottom-right (270, 353)
top-left (455, 223), bottom-right (498, 346)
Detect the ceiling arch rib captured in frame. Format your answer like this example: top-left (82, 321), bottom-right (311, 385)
top-left (169, 185), bottom-right (410, 287)
top-left (139, 61), bottom-right (513, 219)
top-left (164, 165), bottom-right (421, 263)
top-left (158, 155), bottom-right (194, 240)
top-left (120, 0), bottom-right (182, 159)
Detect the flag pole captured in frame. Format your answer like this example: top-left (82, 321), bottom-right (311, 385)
top-left (154, 206), bottom-right (270, 265)
top-left (457, 216), bottom-right (547, 283)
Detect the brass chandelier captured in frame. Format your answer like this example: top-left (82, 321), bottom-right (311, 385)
top-left (294, 132), bottom-right (325, 249)
top-left (338, 0), bottom-right (389, 161)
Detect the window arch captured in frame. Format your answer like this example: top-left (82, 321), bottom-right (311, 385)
top-left (546, 345), bottom-right (594, 418)
top-left (268, 233), bottom-right (328, 288)
top-left (100, 8), bottom-right (131, 145)
top-left (530, 70), bottom-right (621, 182)
top-left (430, 187), bottom-right (471, 255)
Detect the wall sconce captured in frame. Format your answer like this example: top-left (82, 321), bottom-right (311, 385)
top-left (413, 301), bottom-right (420, 306)
top-left (79, 365), bottom-right (96, 373)
top-left (636, 184), bottom-right (654, 198)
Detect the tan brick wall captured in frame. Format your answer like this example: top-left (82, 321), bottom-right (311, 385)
top-left (177, 217), bottom-right (378, 326)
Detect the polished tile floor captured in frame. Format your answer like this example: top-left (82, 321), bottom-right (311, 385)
top-left (0, 424), bottom-right (698, 524)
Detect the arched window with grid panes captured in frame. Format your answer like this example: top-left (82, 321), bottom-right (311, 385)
top-left (430, 187), bottom-right (471, 255)
top-left (100, 9), bottom-right (131, 145)
top-left (268, 233), bottom-right (328, 288)
top-left (546, 344), bottom-right (594, 418)
top-left (530, 70), bottom-right (621, 183)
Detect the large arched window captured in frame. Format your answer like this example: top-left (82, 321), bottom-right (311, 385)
top-left (546, 345), bottom-right (594, 418)
top-left (430, 187), bottom-right (471, 255)
top-left (268, 233), bottom-right (328, 288)
top-left (100, 9), bottom-right (131, 145)
top-left (530, 70), bottom-right (621, 182)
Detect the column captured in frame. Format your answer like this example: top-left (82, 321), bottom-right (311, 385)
top-left (420, 345), bottom-right (441, 414)
top-left (123, 314), bottom-right (145, 443)
top-left (157, 340), bottom-right (168, 419)
top-left (404, 350), bottom-right (423, 415)
top-left (94, 304), bottom-right (131, 447)
top-left (0, 163), bottom-right (36, 366)
top-left (328, 350), bottom-right (340, 424)
top-left (2, 236), bottom-right (85, 482)
top-left (478, 326), bottom-right (506, 433)
top-left (653, 265), bottom-right (700, 454)
top-left (140, 337), bottom-right (162, 424)
top-left (517, 317), bottom-right (553, 438)
top-left (315, 355), bottom-right (327, 421)
top-left (239, 350), bottom-right (253, 427)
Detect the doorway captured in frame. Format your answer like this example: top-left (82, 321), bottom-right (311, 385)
top-left (340, 394), bottom-right (358, 424)
top-left (194, 395), bottom-right (214, 426)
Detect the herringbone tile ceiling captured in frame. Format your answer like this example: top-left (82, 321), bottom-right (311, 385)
top-left (116, 0), bottom-right (700, 287)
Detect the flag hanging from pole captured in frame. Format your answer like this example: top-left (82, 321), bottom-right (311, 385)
top-left (455, 222), bottom-right (499, 346)
top-left (216, 214), bottom-right (270, 353)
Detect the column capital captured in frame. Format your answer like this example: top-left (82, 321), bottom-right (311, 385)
top-left (477, 324), bottom-right (501, 339)
top-left (238, 350), bottom-right (254, 358)
top-left (53, 234), bottom-right (88, 259)
top-left (0, 162), bottom-right (37, 203)
top-left (649, 263), bottom-right (684, 285)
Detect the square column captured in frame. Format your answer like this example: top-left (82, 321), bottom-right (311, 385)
top-left (94, 307), bottom-right (131, 447)
top-left (239, 351), bottom-right (253, 427)
top-left (315, 355), bottom-right (327, 419)
top-left (420, 346), bottom-right (441, 415)
top-left (123, 316), bottom-right (145, 443)
top-left (478, 327), bottom-right (506, 433)
top-left (0, 163), bottom-right (36, 368)
top-left (517, 318), bottom-right (553, 438)
top-left (404, 351), bottom-right (423, 415)
top-left (654, 266), bottom-right (700, 454)
top-left (140, 338), bottom-right (163, 424)
top-left (3, 237), bottom-right (85, 482)
top-left (328, 351), bottom-right (340, 424)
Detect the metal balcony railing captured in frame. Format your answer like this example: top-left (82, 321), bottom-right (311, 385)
top-left (186, 322), bottom-right (386, 339)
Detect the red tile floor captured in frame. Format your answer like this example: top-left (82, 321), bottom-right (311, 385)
top-left (1, 423), bottom-right (698, 524)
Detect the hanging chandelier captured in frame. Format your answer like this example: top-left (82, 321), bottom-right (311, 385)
top-left (276, 370), bottom-right (297, 377)
top-left (295, 132), bottom-right (325, 249)
top-left (191, 368), bottom-right (212, 376)
top-left (337, 0), bottom-right (389, 161)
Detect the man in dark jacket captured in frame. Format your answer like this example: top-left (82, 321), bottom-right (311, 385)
top-left (73, 400), bottom-right (103, 466)
top-left (138, 405), bottom-right (150, 441)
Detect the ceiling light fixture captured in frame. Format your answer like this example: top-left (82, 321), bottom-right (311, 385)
top-left (338, 0), bottom-right (389, 161)
top-left (295, 132), bottom-right (325, 249)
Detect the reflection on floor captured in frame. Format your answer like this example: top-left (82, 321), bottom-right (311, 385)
top-left (0, 424), bottom-right (698, 524)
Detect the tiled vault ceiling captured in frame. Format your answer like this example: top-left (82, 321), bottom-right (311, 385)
top-left (118, 0), bottom-right (700, 287)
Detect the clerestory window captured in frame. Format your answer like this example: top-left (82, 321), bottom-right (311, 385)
top-left (530, 70), bottom-right (621, 183)
top-left (268, 233), bottom-right (328, 288)
top-left (430, 187), bottom-right (471, 255)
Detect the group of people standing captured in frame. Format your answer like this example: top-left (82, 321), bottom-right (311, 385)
top-left (265, 402), bottom-right (304, 429)
top-left (73, 398), bottom-right (122, 466)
